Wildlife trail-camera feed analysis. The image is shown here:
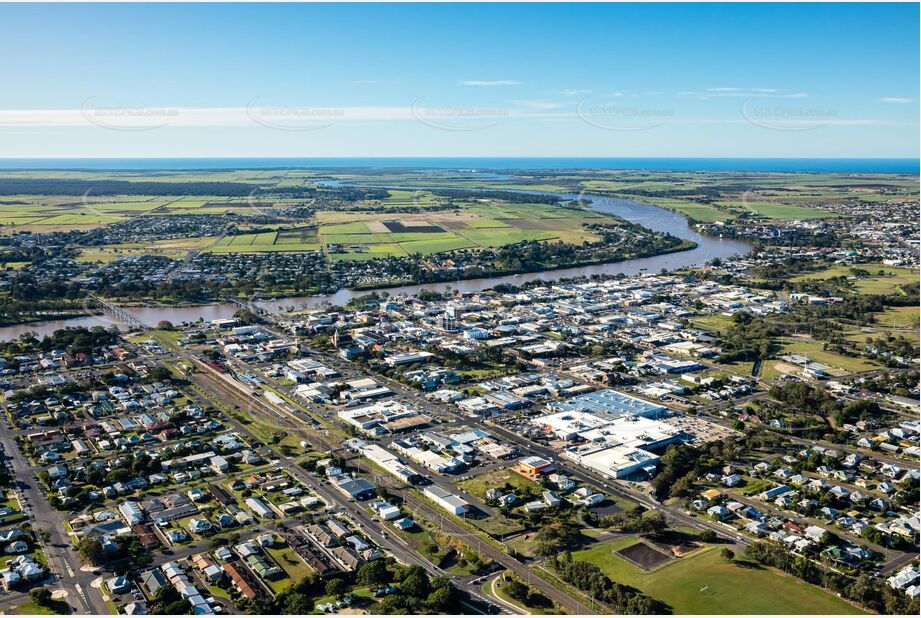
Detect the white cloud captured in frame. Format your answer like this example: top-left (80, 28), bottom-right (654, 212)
top-left (879, 97), bottom-right (914, 104)
top-left (460, 80), bottom-right (520, 87)
top-left (706, 87), bottom-right (778, 93)
top-left (510, 99), bottom-right (568, 110)
top-left (561, 89), bottom-right (591, 96)
top-left (680, 88), bottom-right (809, 99)
top-left (0, 105), bottom-right (897, 131)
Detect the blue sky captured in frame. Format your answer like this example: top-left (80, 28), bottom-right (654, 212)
top-left (0, 2), bottom-right (917, 158)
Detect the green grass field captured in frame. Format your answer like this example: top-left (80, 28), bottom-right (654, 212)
top-left (572, 537), bottom-right (865, 614)
top-left (629, 197), bottom-right (733, 223)
top-left (457, 469), bottom-right (542, 501)
top-left (690, 314), bottom-right (736, 334)
top-left (266, 544), bottom-right (314, 590)
top-left (874, 306), bottom-right (920, 329)
top-left (777, 337), bottom-right (880, 374)
top-left (190, 197), bottom-right (610, 259)
top-left (328, 243), bottom-right (408, 261)
top-left (720, 200), bottom-right (836, 220)
top-left (790, 263), bottom-right (919, 295)
top-left (13, 600), bottom-right (72, 615)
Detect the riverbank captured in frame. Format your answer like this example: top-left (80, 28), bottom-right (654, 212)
top-left (349, 237), bottom-right (698, 291)
top-left (0, 192), bottom-right (751, 340)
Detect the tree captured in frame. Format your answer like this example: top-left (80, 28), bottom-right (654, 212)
top-left (356, 559), bottom-right (389, 586)
top-left (30, 587), bottom-right (53, 607)
top-left (324, 578), bottom-right (348, 598)
top-left (698, 529), bottom-right (717, 543)
top-left (280, 592), bottom-right (312, 614)
top-left (77, 536), bottom-right (104, 566)
top-left (534, 521), bottom-right (580, 556)
top-left (720, 548), bottom-right (735, 561)
top-left (425, 583), bottom-right (458, 612)
top-left (149, 366), bottom-right (172, 382)
top-left (635, 510), bottom-right (667, 535)
top-left (505, 578), bottom-right (529, 602)
top-left (399, 566), bottom-right (431, 599)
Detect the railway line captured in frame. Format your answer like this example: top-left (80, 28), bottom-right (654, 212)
top-left (187, 354), bottom-right (594, 614)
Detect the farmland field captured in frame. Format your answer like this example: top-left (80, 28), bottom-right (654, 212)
top-left (177, 191), bottom-right (619, 259)
top-left (208, 232), bottom-right (322, 254)
top-left (572, 537), bottom-right (865, 614)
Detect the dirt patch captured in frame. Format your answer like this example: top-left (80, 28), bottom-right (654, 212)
top-left (366, 220), bottom-right (390, 233)
top-left (616, 541), bottom-right (673, 571)
top-left (665, 540), bottom-right (701, 557)
top-left (773, 362), bottom-right (800, 375)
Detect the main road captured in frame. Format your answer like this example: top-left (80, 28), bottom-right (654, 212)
top-left (185, 355), bottom-right (598, 614)
top-left (0, 435), bottom-right (106, 615)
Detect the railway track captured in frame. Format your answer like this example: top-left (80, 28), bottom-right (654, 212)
top-left (188, 356), bottom-right (594, 614)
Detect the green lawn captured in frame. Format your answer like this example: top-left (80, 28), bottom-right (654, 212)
top-left (778, 338), bottom-right (880, 374)
top-left (486, 576), bottom-right (561, 614)
top-left (716, 201), bottom-right (835, 220)
top-left (458, 469), bottom-right (542, 501)
top-left (266, 544), bottom-right (314, 586)
top-left (13, 600), bottom-right (72, 615)
top-left (572, 538), bottom-right (865, 614)
top-left (691, 314), bottom-right (736, 335)
top-left (874, 306), bottom-right (920, 329)
top-left (790, 263), bottom-right (919, 295)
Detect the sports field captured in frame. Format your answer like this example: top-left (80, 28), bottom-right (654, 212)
top-left (572, 536), bottom-right (865, 614)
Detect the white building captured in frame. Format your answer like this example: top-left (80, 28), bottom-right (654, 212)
top-left (423, 486), bottom-right (469, 515)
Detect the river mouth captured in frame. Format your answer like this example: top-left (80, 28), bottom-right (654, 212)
top-left (0, 191), bottom-right (751, 341)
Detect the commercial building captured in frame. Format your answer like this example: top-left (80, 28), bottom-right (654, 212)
top-left (423, 486), bottom-right (469, 515)
top-left (534, 410), bottom-right (683, 480)
top-left (338, 400), bottom-right (420, 434)
top-left (515, 456), bottom-right (556, 480)
top-left (547, 389), bottom-right (667, 420)
top-left (332, 476), bottom-right (377, 501)
top-left (360, 443), bottom-right (423, 484)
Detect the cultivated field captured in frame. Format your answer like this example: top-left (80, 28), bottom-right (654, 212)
top-left (196, 196), bottom-right (618, 260)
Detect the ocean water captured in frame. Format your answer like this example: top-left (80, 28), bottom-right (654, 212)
top-left (0, 157), bottom-right (917, 174)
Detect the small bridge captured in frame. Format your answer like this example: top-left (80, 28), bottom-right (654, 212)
top-left (87, 294), bottom-right (148, 330)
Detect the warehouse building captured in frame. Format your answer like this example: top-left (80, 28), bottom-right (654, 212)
top-left (423, 486), bottom-right (469, 515)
